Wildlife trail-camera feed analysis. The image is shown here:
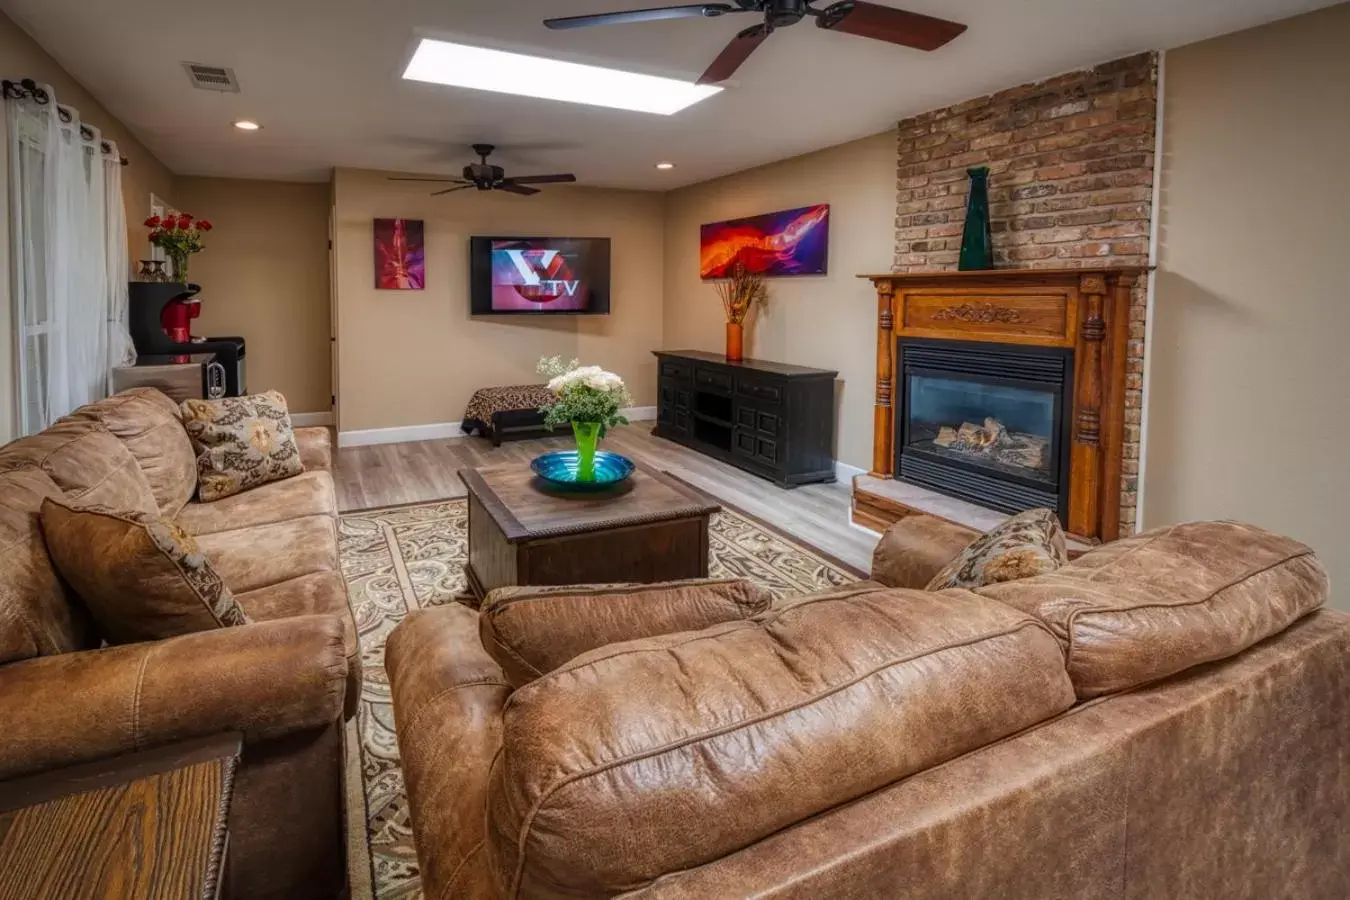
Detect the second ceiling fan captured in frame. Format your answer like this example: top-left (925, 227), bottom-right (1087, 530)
top-left (544, 1), bottom-right (968, 85)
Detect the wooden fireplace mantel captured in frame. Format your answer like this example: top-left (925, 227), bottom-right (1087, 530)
top-left (860, 267), bottom-right (1143, 542)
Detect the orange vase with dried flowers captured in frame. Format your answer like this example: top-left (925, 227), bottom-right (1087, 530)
top-left (713, 261), bottom-right (767, 362)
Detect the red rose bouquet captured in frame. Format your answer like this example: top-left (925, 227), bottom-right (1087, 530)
top-left (144, 213), bottom-right (213, 283)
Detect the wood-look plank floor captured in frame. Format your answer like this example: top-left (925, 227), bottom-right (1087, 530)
top-left (333, 424), bottom-right (879, 573)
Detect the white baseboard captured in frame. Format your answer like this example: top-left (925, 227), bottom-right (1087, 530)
top-left (337, 407), bottom-right (656, 448)
top-left (291, 411), bottom-right (334, 427)
top-left (338, 421), bottom-right (467, 448)
top-left (834, 460), bottom-right (867, 483)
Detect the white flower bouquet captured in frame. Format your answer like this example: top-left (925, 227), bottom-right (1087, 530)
top-left (537, 356), bottom-right (631, 437)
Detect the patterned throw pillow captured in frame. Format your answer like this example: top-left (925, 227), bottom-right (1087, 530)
top-left (39, 497), bottom-right (249, 644)
top-left (925, 508), bottom-right (1069, 591)
top-left (181, 391), bottom-right (303, 502)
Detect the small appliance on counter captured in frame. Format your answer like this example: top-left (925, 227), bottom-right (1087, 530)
top-left (128, 282), bottom-right (246, 397)
top-left (111, 353), bottom-right (227, 403)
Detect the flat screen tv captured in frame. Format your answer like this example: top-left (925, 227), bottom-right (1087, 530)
top-left (469, 236), bottom-right (611, 315)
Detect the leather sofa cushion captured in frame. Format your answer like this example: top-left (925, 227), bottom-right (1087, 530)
top-left (40, 497), bottom-right (249, 644)
top-left (66, 389), bottom-right (197, 519)
top-left (486, 588), bottom-right (1075, 897)
top-left (176, 470), bottom-right (338, 536)
top-left (182, 391), bottom-right (304, 502)
top-left (479, 579), bottom-right (773, 688)
top-left (196, 514), bottom-right (339, 594)
top-left (0, 419), bottom-right (158, 516)
top-left (871, 514), bottom-right (980, 590)
top-left (0, 468), bottom-right (96, 664)
top-left (976, 521), bottom-right (1327, 699)
top-left (236, 572), bottom-right (361, 719)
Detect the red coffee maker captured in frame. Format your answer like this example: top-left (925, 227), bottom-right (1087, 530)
top-left (159, 292), bottom-right (201, 355)
top-left (128, 282), bottom-right (247, 397)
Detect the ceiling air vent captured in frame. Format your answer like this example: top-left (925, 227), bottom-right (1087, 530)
top-left (183, 62), bottom-right (240, 93)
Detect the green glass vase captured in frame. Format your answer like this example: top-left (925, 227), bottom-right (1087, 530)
top-left (958, 166), bottom-right (993, 271)
top-left (571, 421), bottom-right (601, 482)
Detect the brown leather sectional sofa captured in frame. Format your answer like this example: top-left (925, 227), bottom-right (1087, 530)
top-left (0, 389), bottom-right (354, 900)
top-left (388, 513), bottom-right (1348, 899)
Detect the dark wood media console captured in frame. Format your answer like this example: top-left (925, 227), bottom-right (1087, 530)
top-left (652, 350), bottom-right (838, 487)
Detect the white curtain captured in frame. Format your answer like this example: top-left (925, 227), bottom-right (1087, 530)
top-left (6, 86), bottom-right (133, 434)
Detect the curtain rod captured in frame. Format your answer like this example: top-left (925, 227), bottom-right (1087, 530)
top-left (3, 77), bottom-right (131, 166)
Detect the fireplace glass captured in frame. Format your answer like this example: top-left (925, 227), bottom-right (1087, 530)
top-left (907, 376), bottom-right (1057, 485)
top-left (896, 339), bottom-right (1072, 520)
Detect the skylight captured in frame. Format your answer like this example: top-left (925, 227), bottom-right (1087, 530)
top-left (402, 39), bottom-right (721, 116)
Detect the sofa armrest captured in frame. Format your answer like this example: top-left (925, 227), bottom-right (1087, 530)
top-left (387, 605), bottom-right (511, 900)
top-left (295, 426), bottom-right (332, 472)
top-left (871, 515), bottom-right (979, 590)
top-left (0, 614), bottom-right (348, 780)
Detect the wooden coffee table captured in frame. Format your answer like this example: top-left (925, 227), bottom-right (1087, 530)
top-left (459, 464), bottom-right (721, 602)
top-left (0, 733), bottom-right (241, 900)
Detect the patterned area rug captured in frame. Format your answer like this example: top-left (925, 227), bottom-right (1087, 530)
top-left (338, 496), bottom-right (862, 900)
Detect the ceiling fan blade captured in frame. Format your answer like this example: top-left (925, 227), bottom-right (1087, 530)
top-left (496, 182), bottom-right (542, 196)
top-left (815, 1), bottom-right (966, 51)
top-left (545, 4), bottom-right (741, 30)
top-left (698, 23), bottom-right (771, 85)
top-left (430, 185), bottom-right (475, 196)
top-left (390, 177), bottom-right (472, 184)
top-left (505, 174), bottom-right (578, 185)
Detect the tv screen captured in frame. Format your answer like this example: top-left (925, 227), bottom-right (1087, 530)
top-left (469, 236), bottom-right (611, 315)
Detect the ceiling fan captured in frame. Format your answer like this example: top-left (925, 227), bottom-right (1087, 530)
top-left (388, 144), bottom-right (577, 196)
top-left (544, 1), bottom-right (967, 85)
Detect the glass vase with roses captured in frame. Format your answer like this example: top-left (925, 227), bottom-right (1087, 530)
top-left (144, 213), bottom-right (213, 284)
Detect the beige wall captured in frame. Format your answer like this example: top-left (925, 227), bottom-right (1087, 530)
top-left (1147, 2), bottom-right (1350, 608)
top-left (174, 177), bottom-right (332, 415)
top-left (0, 10), bottom-right (176, 442)
top-left (332, 168), bottom-right (665, 434)
top-left (662, 132), bottom-right (897, 471)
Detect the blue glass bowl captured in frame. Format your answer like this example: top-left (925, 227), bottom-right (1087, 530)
top-left (530, 450), bottom-right (636, 491)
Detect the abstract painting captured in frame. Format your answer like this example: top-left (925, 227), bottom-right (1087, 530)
top-left (700, 204), bottom-right (830, 279)
top-left (374, 218), bottom-right (425, 290)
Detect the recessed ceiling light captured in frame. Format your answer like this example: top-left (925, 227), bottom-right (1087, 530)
top-left (655, 162), bottom-right (676, 170)
top-left (233, 120), bottom-right (261, 131)
top-left (402, 39), bottom-right (721, 116)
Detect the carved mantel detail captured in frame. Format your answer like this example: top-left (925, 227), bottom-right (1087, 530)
top-left (859, 267), bottom-right (1142, 543)
top-left (931, 302), bottom-right (1023, 325)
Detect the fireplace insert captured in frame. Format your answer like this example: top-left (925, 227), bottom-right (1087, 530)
top-left (896, 339), bottom-right (1073, 521)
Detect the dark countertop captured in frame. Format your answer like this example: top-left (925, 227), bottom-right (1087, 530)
top-left (654, 349), bottom-right (838, 379)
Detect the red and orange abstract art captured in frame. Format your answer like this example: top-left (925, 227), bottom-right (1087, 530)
top-left (374, 218), bottom-right (426, 290)
top-left (700, 204), bottom-right (830, 279)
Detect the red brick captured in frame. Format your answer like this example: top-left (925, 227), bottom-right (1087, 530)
top-left (1037, 132), bottom-right (1092, 152)
top-left (929, 139), bottom-right (972, 160)
top-left (928, 193), bottom-right (968, 211)
top-left (898, 174), bottom-right (930, 189)
top-left (1063, 110), bottom-right (1118, 131)
top-left (1034, 227), bottom-right (1086, 244)
top-left (1085, 155), bottom-right (1150, 175)
top-left (1087, 222), bottom-right (1149, 240)
top-left (970, 132), bottom-right (1013, 151)
top-left (1112, 203), bottom-right (1151, 221)
top-left (1035, 162), bottom-right (1089, 181)
top-left (1012, 183), bottom-right (1058, 201)
top-left (1010, 215), bottom-right (1056, 231)
top-left (1090, 186), bottom-right (1152, 206)
top-left (1113, 241), bottom-right (1148, 257)
top-left (1009, 245), bottom-right (1057, 261)
top-left (1042, 99), bottom-right (1091, 119)
top-left (915, 132), bottom-right (950, 150)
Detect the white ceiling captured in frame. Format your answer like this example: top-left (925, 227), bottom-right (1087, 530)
top-left (2, 0), bottom-right (1339, 190)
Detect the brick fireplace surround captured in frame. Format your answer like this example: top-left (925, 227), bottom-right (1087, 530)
top-left (889, 52), bottom-right (1157, 536)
